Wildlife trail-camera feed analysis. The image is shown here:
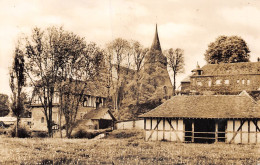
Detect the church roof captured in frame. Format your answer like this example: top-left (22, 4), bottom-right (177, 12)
top-left (150, 24), bottom-right (162, 51)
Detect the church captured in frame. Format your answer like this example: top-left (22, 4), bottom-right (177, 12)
top-left (139, 24), bottom-right (173, 103)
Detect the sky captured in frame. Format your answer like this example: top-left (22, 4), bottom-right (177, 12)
top-left (1, 0), bottom-right (260, 96)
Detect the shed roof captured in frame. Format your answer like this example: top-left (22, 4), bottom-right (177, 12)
top-left (192, 62), bottom-right (260, 76)
top-left (181, 75), bottom-right (191, 83)
top-left (139, 94), bottom-right (260, 119)
top-left (83, 108), bottom-right (116, 121)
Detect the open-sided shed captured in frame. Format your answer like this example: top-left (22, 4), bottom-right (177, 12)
top-left (139, 93), bottom-right (260, 144)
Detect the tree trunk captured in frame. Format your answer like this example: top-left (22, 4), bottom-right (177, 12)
top-left (173, 72), bottom-right (176, 96)
top-left (15, 117), bottom-right (19, 137)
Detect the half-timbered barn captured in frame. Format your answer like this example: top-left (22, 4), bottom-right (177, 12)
top-left (139, 92), bottom-right (260, 144)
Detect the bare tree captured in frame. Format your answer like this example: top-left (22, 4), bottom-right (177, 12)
top-left (107, 38), bottom-right (130, 120)
top-left (9, 45), bottom-right (26, 137)
top-left (164, 48), bottom-right (185, 96)
top-left (131, 41), bottom-right (148, 104)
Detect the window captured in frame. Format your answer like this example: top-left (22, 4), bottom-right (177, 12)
top-left (54, 92), bottom-right (59, 103)
top-left (224, 80), bottom-right (229, 85)
top-left (41, 117), bottom-right (44, 123)
top-left (197, 81), bottom-right (202, 86)
top-left (27, 122), bottom-right (31, 128)
top-left (216, 79), bottom-right (221, 85)
top-left (208, 80), bottom-right (212, 87)
top-left (83, 97), bottom-right (87, 107)
top-left (236, 80), bottom-right (240, 84)
top-left (242, 79), bottom-right (245, 85)
top-left (28, 112), bottom-right (32, 118)
top-left (247, 80), bottom-right (250, 85)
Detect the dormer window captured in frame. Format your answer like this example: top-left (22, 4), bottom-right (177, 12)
top-left (216, 79), bottom-right (221, 85)
top-left (197, 70), bottom-right (203, 75)
top-left (208, 80), bottom-right (212, 87)
top-left (197, 81), bottom-right (202, 86)
top-left (224, 80), bottom-right (229, 85)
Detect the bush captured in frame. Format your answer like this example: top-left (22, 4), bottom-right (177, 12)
top-left (11, 127), bottom-right (31, 138)
top-left (31, 131), bottom-right (48, 138)
top-left (106, 129), bottom-right (144, 139)
top-left (72, 130), bottom-right (99, 139)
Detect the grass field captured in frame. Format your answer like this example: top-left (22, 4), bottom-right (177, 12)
top-left (0, 130), bottom-right (260, 164)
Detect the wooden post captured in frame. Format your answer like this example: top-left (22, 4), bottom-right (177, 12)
top-left (248, 120), bottom-right (250, 143)
top-left (192, 120), bottom-right (194, 143)
top-left (240, 120), bottom-right (242, 143)
top-left (163, 118), bottom-right (165, 140)
top-left (144, 118), bottom-right (146, 130)
top-left (215, 121), bottom-right (218, 143)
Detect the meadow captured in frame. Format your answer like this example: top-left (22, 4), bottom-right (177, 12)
top-left (0, 130), bottom-right (259, 164)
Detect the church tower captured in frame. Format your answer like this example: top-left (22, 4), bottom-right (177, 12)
top-left (139, 24), bottom-right (173, 103)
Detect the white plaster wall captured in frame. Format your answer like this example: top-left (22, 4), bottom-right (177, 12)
top-left (242, 121), bottom-right (248, 144)
top-left (117, 121), bottom-right (133, 129)
top-left (256, 120), bottom-right (260, 144)
top-left (152, 119), bottom-right (157, 129)
top-left (234, 120), bottom-right (241, 143)
top-left (135, 120), bottom-right (144, 129)
top-left (249, 121), bottom-right (256, 143)
top-left (146, 119), bottom-right (150, 129)
top-left (158, 119), bottom-right (164, 130)
top-left (226, 120), bottom-right (233, 142)
top-left (116, 119), bottom-right (144, 130)
top-left (145, 119), bottom-right (184, 142)
top-left (177, 120), bottom-right (184, 141)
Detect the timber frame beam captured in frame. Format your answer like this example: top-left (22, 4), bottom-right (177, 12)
top-left (228, 120), bottom-right (246, 144)
top-left (146, 118), bottom-right (162, 141)
top-left (166, 118), bottom-right (181, 142)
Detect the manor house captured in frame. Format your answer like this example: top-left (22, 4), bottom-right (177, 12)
top-left (181, 62), bottom-right (260, 94)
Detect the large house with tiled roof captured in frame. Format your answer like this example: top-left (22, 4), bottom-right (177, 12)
top-left (139, 91), bottom-right (260, 144)
top-left (181, 62), bottom-right (260, 95)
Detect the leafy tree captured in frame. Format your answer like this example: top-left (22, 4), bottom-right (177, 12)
top-left (205, 36), bottom-right (250, 64)
top-left (107, 38), bottom-right (130, 120)
top-left (164, 48), bottom-right (185, 96)
top-left (24, 27), bottom-right (60, 137)
top-left (130, 41), bottom-right (148, 104)
top-left (9, 45), bottom-right (26, 137)
top-left (0, 94), bottom-right (10, 117)
top-left (59, 42), bottom-right (104, 138)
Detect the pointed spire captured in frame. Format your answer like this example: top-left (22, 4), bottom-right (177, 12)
top-left (151, 24), bottom-right (162, 51)
top-left (196, 61), bottom-right (200, 69)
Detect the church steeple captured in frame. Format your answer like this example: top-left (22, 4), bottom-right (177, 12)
top-left (151, 24), bottom-right (162, 51)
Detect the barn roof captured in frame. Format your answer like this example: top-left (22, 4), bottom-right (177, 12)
top-left (191, 62), bottom-right (260, 76)
top-left (83, 108), bottom-right (116, 121)
top-left (139, 94), bottom-right (260, 119)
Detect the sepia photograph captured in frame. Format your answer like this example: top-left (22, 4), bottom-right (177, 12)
top-left (0, 0), bottom-right (260, 164)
